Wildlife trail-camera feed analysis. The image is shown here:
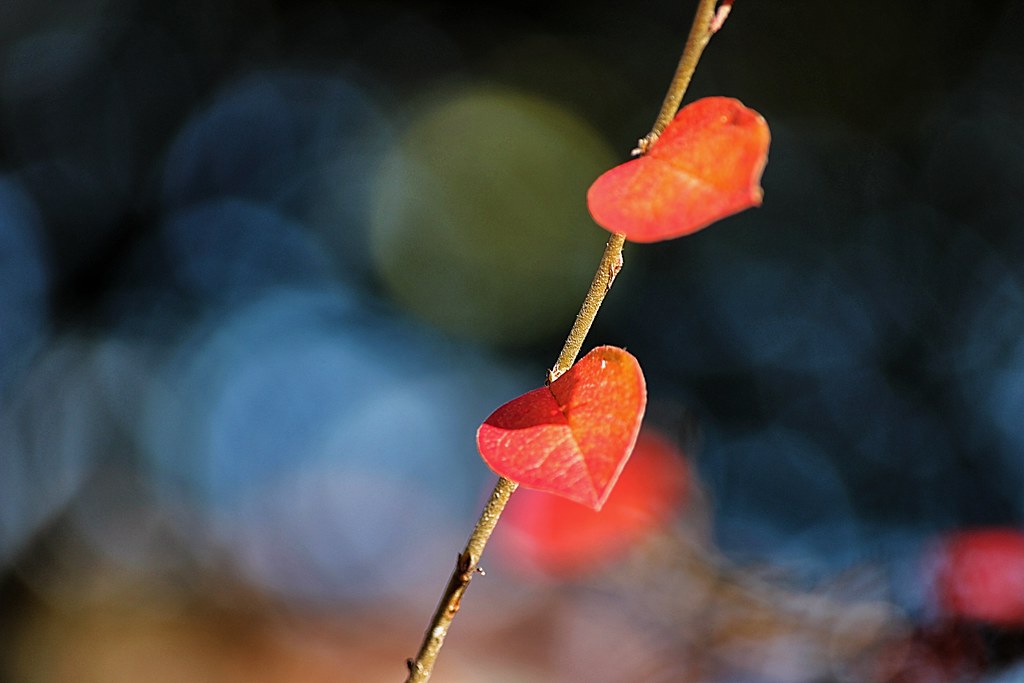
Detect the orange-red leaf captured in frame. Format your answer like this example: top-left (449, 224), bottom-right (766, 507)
top-left (495, 427), bottom-right (689, 578)
top-left (587, 96), bottom-right (770, 243)
top-left (476, 346), bottom-right (646, 510)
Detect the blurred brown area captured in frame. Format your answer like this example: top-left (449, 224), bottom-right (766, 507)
top-left (0, 497), bottom-right (916, 683)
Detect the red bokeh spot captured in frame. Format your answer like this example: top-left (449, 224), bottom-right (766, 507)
top-left (931, 527), bottom-right (1024, 626)
top-left (494, 428), bottom-right (689, 579)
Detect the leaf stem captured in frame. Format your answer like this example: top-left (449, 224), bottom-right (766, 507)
top-left (403, 2), bottom-right (734, 679)
top-left (636, 0), bottom-right (732, 155)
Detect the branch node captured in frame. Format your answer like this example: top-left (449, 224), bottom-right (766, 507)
top-left (606, 252), bottom-right (624, 291)
top-left (633, 135), bottom-right (656, 156)
top-left (457, 551), bottom-right (472, 573)
top-left (711, 0), bottom-right (734, 33)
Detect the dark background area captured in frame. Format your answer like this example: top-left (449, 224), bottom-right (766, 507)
top-left (2, 1), bottom-right (1023, 681)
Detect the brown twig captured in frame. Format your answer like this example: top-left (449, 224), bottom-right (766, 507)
top-left (405, 476), bottom-right (517, 683)
top-left (549, 232), bottom-right (626, 382)
top-left (402, 2), bottom-right (735, 680)
top-left (634, 0), bottom-right (733, 156)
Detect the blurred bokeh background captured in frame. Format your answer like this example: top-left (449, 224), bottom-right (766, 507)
top-left (2, 0), bottom-right (1024, 681)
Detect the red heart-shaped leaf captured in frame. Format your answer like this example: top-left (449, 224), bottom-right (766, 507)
top-left (495, 427), bottom-right (689, 578)
top-left (477, 346), bottom-right (646, 510)
top-left (587, 96), bottom-right (770, 243)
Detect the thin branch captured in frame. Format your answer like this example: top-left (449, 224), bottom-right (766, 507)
top-left (405, 476), bottom-right (518, 683)
top-left (549, 232), bottom-right (626, 382)
top-left (556, 0), bottom-right (735, 373)
top-left (634, 0), bottom-right (733, 155)
top-left (402, 1), bottom-right (736, 679)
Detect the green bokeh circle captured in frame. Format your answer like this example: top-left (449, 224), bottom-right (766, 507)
top-left (369, 84), bottom-right (616, 347)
